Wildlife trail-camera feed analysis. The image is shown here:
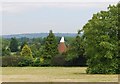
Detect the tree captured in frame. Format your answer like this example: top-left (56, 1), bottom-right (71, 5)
top-left (83, 3), bottom-right (119, 74)
top-left (30, 43), bottom-right (41, 58)
top-left (20, 41), bottom-right (27, 51)
top-left (65, 31), bottom-right (86, 66)
top-left (21, 44), bottom-right (33, 59)
top-left (2, 48), bottom-right (11, 56)
top-left (9, 37), bottom-right (18, 52)
top-left (117, 1), bottom-right (120, 74)
top-left (1, 38), bottom-right (10, 56)
top-left (19, 45), bottom-right (33, 66)
top-left (42, 30), bottom-right (58, 65)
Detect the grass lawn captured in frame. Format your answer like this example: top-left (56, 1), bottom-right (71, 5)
top-left (1, 67), bottom-right (118, 82)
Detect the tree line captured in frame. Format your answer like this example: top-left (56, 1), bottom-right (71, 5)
top-left (2, 30), bottom-right (86, 67)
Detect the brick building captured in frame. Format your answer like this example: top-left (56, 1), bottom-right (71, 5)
top-left (58, 37), bottom-right (67, 54)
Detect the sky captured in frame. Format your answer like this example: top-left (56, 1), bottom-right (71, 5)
top-left (0, 0), bottom-right (119, 35)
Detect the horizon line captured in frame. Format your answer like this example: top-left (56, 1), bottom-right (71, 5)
top-left (2, 32), bottom-right (78, 36)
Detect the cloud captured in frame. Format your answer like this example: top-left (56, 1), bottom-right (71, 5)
top-left (1, 0), bottom-right (119, 35)
top-left (1, 2), bottom-right (118, 14)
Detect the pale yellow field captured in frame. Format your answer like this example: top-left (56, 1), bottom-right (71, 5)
top-left (0, 67), bottom-right (118, 82)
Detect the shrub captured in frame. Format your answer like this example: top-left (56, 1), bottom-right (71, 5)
top-left (32, 58), bottom-right (41, 66)
top-left (2, 56), bottom-right (22, 67)
top-left (18, 57), bottom-right (33, 67)
top-left (51, 54), bottom-right (66, 66)
top-left (1, 56), bottom-right (33, 67)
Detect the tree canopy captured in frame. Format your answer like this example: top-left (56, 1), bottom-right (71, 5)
top-left (9, 37), bottom-right (19, 52)
top-left (42, 30), bottom-right (58, 65)
top-left (21, 44), bottom-right (33, 59)
top-left (65, 31), bottom-right (86, 66)
top-left (83, 3), bottom-right (119, 74)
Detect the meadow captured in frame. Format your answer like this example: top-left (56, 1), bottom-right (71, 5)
top-left (1, 67), bottom-right (118, 82)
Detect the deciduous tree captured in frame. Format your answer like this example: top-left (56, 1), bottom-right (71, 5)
top-left (66, 31), bottom-right (86, 66)
top-left (83, 3), bottom-right (119, 74)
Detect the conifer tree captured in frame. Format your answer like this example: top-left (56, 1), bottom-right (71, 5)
top-left (9, 37), bottom-right (18, 52)
top-left (20, 41), bottom-right (27, 51)
top-left (21, 44), bottom-right (33, 58)
top-left (43, 30), bottom-right (58, 65)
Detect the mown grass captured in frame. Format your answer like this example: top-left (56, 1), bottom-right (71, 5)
top-left (1, 67), bottom-right (118, 82)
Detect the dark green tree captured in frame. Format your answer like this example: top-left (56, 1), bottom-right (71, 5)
top-left (65, 31), bottom-right (86, 66)
top-left (30, 43), bottom-right (41, 58)
top-left (2, 48), bottom-right (11, 56)
top-left (42, 30), bottom-right (58, 65)
top-left (1, 38), bottom-right (10, 56)
top-left (20, 41), bottom-right (27, 51)
top-left (9, 37), bottom-right (19, 52)
top-left (83, 3), bottom-right (119, 74)
top-left (117, 2), bottom-right (120, 74)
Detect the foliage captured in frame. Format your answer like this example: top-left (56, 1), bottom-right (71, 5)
top-left (1, 56), bottom-right (19, 67)
top-left (30, 43), bottom-right (41, 58)
top-left (1, 38), bottom-right (10, 56)
top-left (117, 2), bottom-right (120, 74)
top-left (2, 48), bottom-right (11, 56)
top-left (65, 32), bottom-right (86, 66)
top-left (20, 41), bottom-right (27, 51)
top-left (42, 30), bottom-right (59, 65)
top-left (83, 4), bottom-right (119, 74)
top-left (64, 36), bottom-right (75, 47)
top-left (21, 44), bottom-right (33, 59)
top-left (1, 56), bottom-right (33, 67)
top-left (2, 38), bottom-right (10, 48)
top-left (51, 54), bottom-right (66, 66)
top-left (18, 57), bottom-right (33, 66)
top-left (9, 37), bottom-right (19, 52)
top-left (32, 58), bottom-right (41, 66)
top-left (0, 38), bottom-right (2, 56)
top-left (40, 57), bottom-right (44, 63)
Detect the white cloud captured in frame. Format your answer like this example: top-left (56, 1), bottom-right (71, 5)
top-left (0, 0), bottom-right (118, 14)
top-left (1, 2), bottom-right (117, 14)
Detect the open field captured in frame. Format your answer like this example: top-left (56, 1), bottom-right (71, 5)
top-left (1, 67), bottom-right (118, 82)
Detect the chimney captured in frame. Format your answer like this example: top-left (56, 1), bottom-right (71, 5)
top-left (58, 37), bottom-right (67, 54)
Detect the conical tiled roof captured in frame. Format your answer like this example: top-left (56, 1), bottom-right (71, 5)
top-left (60, 37), bottom-right (65, 42)
top-left (58, 37), bottom-right (67, 53)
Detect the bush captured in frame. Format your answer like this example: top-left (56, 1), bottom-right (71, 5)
top-left (1, 56), bottom-right (33, 67)
top-left (32, 58), bottom-right (41, 66)
top-left (51, 54), bottom-right (66, 66)
top-left (2, 56), bottom-right (22, 67)
top-left (66, 56), bottom-right (87, 66)
top-left (18, 57), bottom-right (33, 67)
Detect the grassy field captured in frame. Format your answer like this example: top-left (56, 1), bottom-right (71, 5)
top-left (1, 67), bottom-right (118, 82)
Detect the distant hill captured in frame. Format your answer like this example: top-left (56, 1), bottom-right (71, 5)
top-left (2, 33), bottom-right (77, 39)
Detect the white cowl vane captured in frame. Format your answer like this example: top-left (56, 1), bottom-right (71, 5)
top-left (60, 37), bottom-right (64, 42)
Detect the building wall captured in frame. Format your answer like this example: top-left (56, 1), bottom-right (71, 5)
top-left (58, 42), bottom-right (67, 53)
